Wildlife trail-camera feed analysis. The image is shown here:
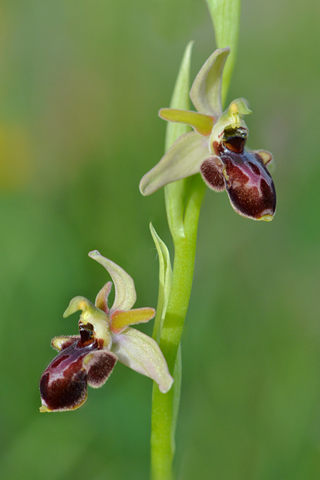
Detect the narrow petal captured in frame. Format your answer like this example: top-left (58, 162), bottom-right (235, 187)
top-left (89, 251), bottom-right (137, 312)
top-left (159, 108), bottom-right (214, 136)
top-left (51, 336), bottom-right (79, 352)
top-left (95, 281), bottom-right (112, 314)
top-left (189, 48), bottom-right (230, 118)
top-left (200, 156), bottom-right (226, 191)
top-left (110, 308), bottom-right (155, 334)
top-left (111, 328), bottom-right (173, 393)
top-left (84, 349), bottom-right (117, 388)
top-left (139, 131), bottom-right (209, 196)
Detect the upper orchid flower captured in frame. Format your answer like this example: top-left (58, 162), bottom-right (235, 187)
top-left (139, 48), bottom-right (276, 221)
top-left (39, 250), bottom-right (173, 412)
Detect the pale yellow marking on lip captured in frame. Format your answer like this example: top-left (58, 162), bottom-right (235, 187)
top-left (259, 214), bottom-right (273, 222)
top-left (83, 354), bottom-right (93, 365)
top-left (39, 405), bottom-right (51, 413)
top-left (222, 167), bottom-right (229, 181)
top-left (229, 102), bottom-right (241, 129)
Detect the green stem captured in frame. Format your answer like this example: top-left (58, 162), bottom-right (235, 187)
top-left (205, 0), bottom-right (241, 104)
top-left (151, 176), bottom-right (205, 480)
top-left (161, 176), bottom-right (206, 372)
top-left (150, 2), bottom-right (240, 476)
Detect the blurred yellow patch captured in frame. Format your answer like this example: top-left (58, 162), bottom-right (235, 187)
top-left (0, 123), bottom-right (34, 190)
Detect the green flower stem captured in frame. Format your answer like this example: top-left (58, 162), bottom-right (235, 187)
top-left (151, 383), bottom-right (174, 480)
top-left (151, 42), bottom-right (195, 480)
top-left (150, 3), bottom-right (240, 478)
top-left (151, 177), bottom-right (205, 480)
top-left (161, 177), bottom-right (206, 372)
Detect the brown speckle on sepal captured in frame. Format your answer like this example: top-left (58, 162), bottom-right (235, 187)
top-left (200, 157), bottom-right (225, 192)
top-left (86, 350), bottom-right (117, 388)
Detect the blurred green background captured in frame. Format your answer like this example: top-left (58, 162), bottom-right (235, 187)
top-left (1, 0), bottom-right (320, 479)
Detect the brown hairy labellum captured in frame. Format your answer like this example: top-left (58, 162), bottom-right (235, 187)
top-left (200, 126), bottom-right (276, 221)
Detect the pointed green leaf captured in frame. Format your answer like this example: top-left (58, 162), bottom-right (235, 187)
top-left (165, 41), bottom-right (194, 152)
top-left (164, 41), bottom-right (194, 240)
top-left (150, 223), bottom-right (172, 342)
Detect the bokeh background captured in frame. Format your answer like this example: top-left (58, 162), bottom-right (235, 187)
top-left (1, 0), bottom-right (320, 479)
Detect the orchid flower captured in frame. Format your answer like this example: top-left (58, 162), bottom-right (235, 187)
top-left (139, 48), bottom-right (276, 221)
top-left (39, 250), bottom-right (173, 412)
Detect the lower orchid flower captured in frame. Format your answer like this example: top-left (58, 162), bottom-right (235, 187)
top-left (39, 250), bottom-right (173, 412)
top-left (139, 48), bottom-right (276, 221)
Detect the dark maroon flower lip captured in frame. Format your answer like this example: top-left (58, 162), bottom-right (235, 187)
top-left (40, 339), bottom-right (92, 412)
top-left (40, 328), bottom-right (117, 412)
top-left (200, 128), bottom-right (276, 221)
top-left (222, 151), bottom-right (276, 221)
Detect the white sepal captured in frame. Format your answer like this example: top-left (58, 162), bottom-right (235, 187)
top-left (111, 327), bottom-right (173, 393)
top-left (190, 47), bottom-right (229, 118)
top-left (139, 131), bottom-right (209, 196)
top-left (89, 250), bottom-right (137, 312)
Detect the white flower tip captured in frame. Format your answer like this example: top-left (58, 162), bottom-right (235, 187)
top-left (158, 374), bottom-right (174, 394)
top-left (139, 176), bottom-right (150, 196)
top-left (88, 250), bottom-right (100, 259)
